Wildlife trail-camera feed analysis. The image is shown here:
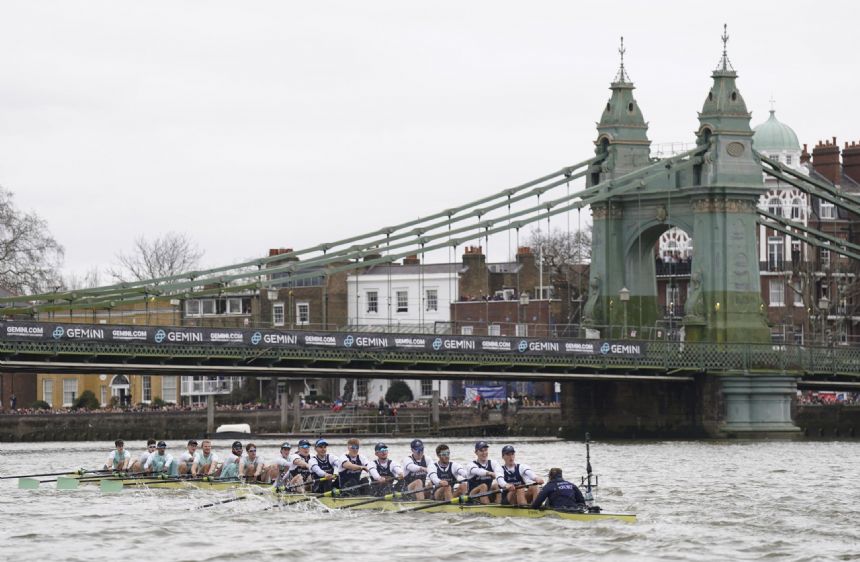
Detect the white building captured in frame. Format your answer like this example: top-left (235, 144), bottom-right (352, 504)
top-left (344, 259), bottom-right (462, 403)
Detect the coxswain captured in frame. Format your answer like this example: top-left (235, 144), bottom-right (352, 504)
top-left (130, 439), bottom-right (157, 473)
top-left (218, 441), bottom-right (244, 480)
top-left (143, 441), bottom-right (174, 476)
top-left (104, 439), bottom-right (132, 472)
top-left (496, 445), bottom-right (544, 506)
top-left (401, 439), bottom-right (429, 500)
top-left (177, 439), bottom-right (198, 476)
top-left (466, 441), bottom-right (499, 504)
top-left (427, 444), bottom-right (467, 501)
top-left (286, 439), bottom-right (313, 491)
top-left (239, 443), bottom-right (264, 482)
top-left (191, 439), bottom-right (219, 477)
top-left (336, 437), bottom-right (369, 496)
top-left (367, 442), bottom-right (404, 496)
top-left (530, 468), bottom-right (586, 511)
top-left (308, 438), bottom-right (339, 493)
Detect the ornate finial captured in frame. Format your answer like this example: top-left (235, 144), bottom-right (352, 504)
top-left (613, 36), bottom-right (631, 83)
top-left (715, 23), bottom-right (735, 72)
top-left (769, 95), bottom-right (776, 114)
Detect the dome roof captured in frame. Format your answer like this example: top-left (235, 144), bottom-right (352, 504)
top-left (753, 110), bottom-right (800, 152)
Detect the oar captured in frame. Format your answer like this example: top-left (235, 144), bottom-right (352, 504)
top-left (398, 484), bottom-right (529, 513)
top-left (340, 481), bottom-right (442, 510)
top-left (194, 495), bottom-right (249, 509)
top-left (272, 474), bottom-right (335, 493)
top-left (264, 479), bottom-right (367, 511)
top-left (583, 432), bottom-right (594, 505)
top-left (4, 468), bottom-right (109, 480)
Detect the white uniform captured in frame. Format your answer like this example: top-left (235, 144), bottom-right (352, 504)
top-left (428, 461), bottom-right (467, 486)
top-left (178, 450), bottom-right (196, 470)
top-left (106, 449), bottom-right (131, 469)
top-left (136, 450), bottom-right (153, 468)
top-left (401, 454), bottom-right (429, 485)
top-left (144, 452), bottom-right (174, 473)
top-left (495, 462), bottom-right (538, 488)
top-left (239, 454), bottom-right (263, 475)
top-left (308, 453), bottom-right (341, 478)
top-left (368, 458), bottom-right (404, 482)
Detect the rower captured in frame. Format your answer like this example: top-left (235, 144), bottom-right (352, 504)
top-left (143, 441), bottom-right (174, 476)
top-left (239, 443), bottom-right (264, 482)
top-left (104, 439), bottom-right (132, 472)
top-left (267, 441), bottom-right (293, 486)
top-left (496, 445), bottom-right (544, 506)
top-left (466, 440), bottom-right (499, 504)
top-left (337, 437), bottom-right (369, 496)
top-left (401, 439), bottom-right (429, 500)
top-left (530, 468), bottom-right (585, 511)
top-left (191, 439), bottom-right (219, 477)
top-left (130, 439), bottom-right (157, 473)
top-left (367, 442), bottom-right (403, 497)
top-left (427, 444), bottom-right (467, 501)
top-left (177, 439), bottom-right (198, 476)
top-left (218, 441), bottom-right (244, 480)
top-left (286, 439), bottom-right (313, 491)
top-left (308, 438), bottom-right (339, 493)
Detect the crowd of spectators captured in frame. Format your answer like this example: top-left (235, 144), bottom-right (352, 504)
top-left (798, 391), bottom-right (860, 405)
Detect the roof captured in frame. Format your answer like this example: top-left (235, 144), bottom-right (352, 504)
top-left (356, 263), bottom-right (464, 277)
top-left (753, 110), bottom-right (800, 152)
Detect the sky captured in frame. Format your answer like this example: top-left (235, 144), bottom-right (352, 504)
top-left (0, 1), bottom-right (857, 279)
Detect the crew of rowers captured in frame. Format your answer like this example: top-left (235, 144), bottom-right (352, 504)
top-left (105, 437), bottom-right (587, 510)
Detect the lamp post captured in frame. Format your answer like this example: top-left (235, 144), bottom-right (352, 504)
top-left (818, 296), bottom-right (830, 346)
top-left (618, 287), bottom-right (630, 340)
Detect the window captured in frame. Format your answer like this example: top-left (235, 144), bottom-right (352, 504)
top-left (820, 201), bottom-right (836, 219)
top-left (767, 237), bottom-right (784, 270)
top-left (142, 375), bottom-right (152, 403)
top-left (767, 197), bottom-right (782, 217)
top-left (488, 324), bottom-right (501, 336)
top-left (396, 290), bottom-right (408, 313)
top-left (43, 379), bottom-right (54, 406)
top-left (785, 154), bottom-right (792, 165)
top-left (356, 379), bottom-right (368, 398)
top-left (161, 377), bottom-right (177, 403)
top-left (366, 291), bottom-right (378, 313)
top-left (793, 282), bottom-right (803, 307)
top-left (296, 302), bottom-right (309, 325)
top-left (62, 379), bottom-right (77, 407)
top-left (461, 325), bottom-right (474, 335)
top-left (201, 299), bottom-right (216, 315)
top-left (421, 380), bottom-right (433, 397)
top-left (769, 280), bottom-right (785, 307)
top-left (272, 303), bottom-right (285, 326)
top-left (820, 248), bottom-right (831, 269)
top-left (185, 300), bottom-right (201, 316)
top-left (100, 386), bottom-right (107, 406)
top-left (791, 239), bottom-right (802, 263)
top-left (666, 285), bottom-right (680, 310)
top-left (226, 298), bottom-right (243, 314)
top-left (425, 289), bottom-right (438, 312)
top-left (515, 324), bottom-right (529, 337)
top-left (790, 198), bottom-right (803, 220)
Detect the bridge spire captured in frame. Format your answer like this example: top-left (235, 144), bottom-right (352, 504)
top-left (613, 36), bottom-right (631, 84)
top-left (715, 23), bottom-right (735, 74)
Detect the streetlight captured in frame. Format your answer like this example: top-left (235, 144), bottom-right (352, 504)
top-left (818, 296), bottom-right (830, 346)
top-left (618, 287), bottom-right (630, 340)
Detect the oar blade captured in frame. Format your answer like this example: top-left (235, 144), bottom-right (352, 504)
top-left (18, 478), bottom-right (41, 490)
top-left (56, 476), bottom-right (80, 490)
top-left (100, 479), bottom-right (124, 494)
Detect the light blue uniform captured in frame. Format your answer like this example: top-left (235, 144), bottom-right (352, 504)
top-left (219, 454), bottom-right (241, 479)
top-left (144, 452), bottom-right (174, 474)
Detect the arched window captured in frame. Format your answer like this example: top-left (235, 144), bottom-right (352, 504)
top-left (767, 197), bottom-right (783, 217)
top-left (790, 198), bottom-right (803, 220)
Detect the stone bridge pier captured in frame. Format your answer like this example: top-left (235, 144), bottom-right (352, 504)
top-left (559, 373), bottom-right (799, 439)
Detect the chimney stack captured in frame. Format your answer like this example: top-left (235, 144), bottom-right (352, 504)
top-left (842, 140), bottom-right (860, 184)
top-left (800, 143), bottom-right (811, 165)
top-left (812, 138), bottom-right (842, 185)
top-left (402, 255), bottom-right (420, 265)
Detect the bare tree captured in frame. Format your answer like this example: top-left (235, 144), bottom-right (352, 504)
top-left (62, 267), bottom-right (102, 291)
top-left (110, 232), bottom-right (204, 283)
top-left (527, 226), bottom-right (591, 275)
top-left (0, 186), bottom-right (64, 294)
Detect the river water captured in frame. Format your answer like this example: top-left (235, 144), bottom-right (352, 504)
top-left (1, 437), bottom-right (857, 561)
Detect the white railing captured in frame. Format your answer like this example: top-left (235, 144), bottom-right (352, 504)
top-left (180, 376), bottom-right (243, 396)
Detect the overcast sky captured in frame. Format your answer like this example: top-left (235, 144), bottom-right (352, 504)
top-left (1, 1), bottom-right (857, 278)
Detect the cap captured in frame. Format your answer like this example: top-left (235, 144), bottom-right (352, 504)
top-left (232, 441), bottom-right (243, 449)
top-left (502, 445), bottom-right (515, 454)
top-left (157, 441), bottom-right (167, 448)
top-left (315, 438), bottom-right (329, 447)
top-left (410, 439), bottom-right (424, 452)
top-left (475, 440), bottom-right (489, 451)
top-left (280, 441), bottom-right (291, 449)
top-left (187, 439), bottom-right (198, 446)
top-left (374, 442), bottom-right (388, 452)
top-left (298, 439), bottom-right (311, 448)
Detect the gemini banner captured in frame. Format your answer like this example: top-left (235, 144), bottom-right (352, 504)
top-left (0, 321), bottom-right (646, 358)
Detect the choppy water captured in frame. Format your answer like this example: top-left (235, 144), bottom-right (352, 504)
top-left (1, 438), bottom-right (858, 561)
